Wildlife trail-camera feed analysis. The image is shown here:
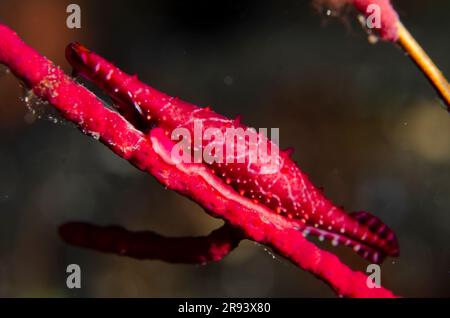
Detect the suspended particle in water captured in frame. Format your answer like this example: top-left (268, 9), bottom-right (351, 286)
top-left (312, 0), bottom-right (352, 18)
top-left (23, 111), bottom-right (36, 124)
top-left (224, 76), bottom-right (233, 86)
top-left (357, 14), bottom-right (380, 44)
top-left (0, 64), bottom-right (11, 78)
top-left (0, 194), bottom-right (10, 203)
top-left (91, 131), bottom-right (100, 140)
top-left (19, 86), bottom-right (71, 127)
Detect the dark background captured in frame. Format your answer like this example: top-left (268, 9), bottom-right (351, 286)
top-left (0, 0), bottom-right (449, 297)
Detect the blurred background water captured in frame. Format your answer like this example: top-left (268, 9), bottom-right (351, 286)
top-left (0, 0), bottom-right (449, 297)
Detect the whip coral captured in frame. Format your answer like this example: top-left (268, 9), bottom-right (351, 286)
top-left (0, 23), bottom-right (398, 298)
top-left (1, 0), bottom-right (446, 299)
top-left (66, 41), bottom-right (400, 264)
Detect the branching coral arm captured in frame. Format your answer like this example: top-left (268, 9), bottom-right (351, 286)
top-left (59, 222), bottom-right (242, 264)
top-left (0, 24), bottom-right (397, 298)
top-left (66, 42), bottom-right (400, 264)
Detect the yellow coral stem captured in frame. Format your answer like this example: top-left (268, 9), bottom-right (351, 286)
top-left (397, 22), bottom-right (450, 109)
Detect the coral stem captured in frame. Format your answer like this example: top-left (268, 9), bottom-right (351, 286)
top-left (396, 22), bottom-right (450, 110)
top-left (59, 222), bottom-right (242, 264)
top-left (0, 24), bottom-right (396, 298)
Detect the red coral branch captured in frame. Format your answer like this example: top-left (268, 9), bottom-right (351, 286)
top-left (59, 222), bottom-right (242, 264)
top-left (65, 41), bottom-right (400, 266)
top-left (0, 24), bottom-right (397, 298)
top-left (351, 0), bottom-right (399, 41)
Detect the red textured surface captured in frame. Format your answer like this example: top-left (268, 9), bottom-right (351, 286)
top-left (352, 0), bottom-right (399, 41)
top-left (60, 222), bottom-right (242, 264)
top-left (0, 24), bottom-right (397, 298)
top-left (67, 42), bottom-right (399, 264)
